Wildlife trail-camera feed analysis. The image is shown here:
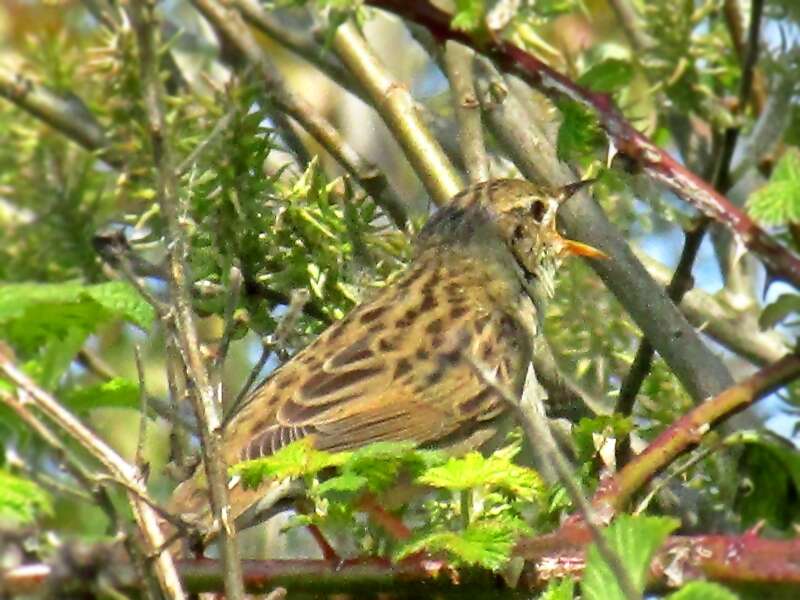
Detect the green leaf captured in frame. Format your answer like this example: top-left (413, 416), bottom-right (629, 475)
top-left (62, 377), bottom-right (140, 413)
top-left (417, 451), bottom-right (545, 502)
top-left (451, 0), bottom-right (486, 32)
top-left (758, 293), bottom-right (800, 329)
top-left (343, 441), bottom-right (444, 493)
top-left (577, 59), bottom-right (634, 93)
top-left (734, 435), bottom-right (800, 530)
top-left (316, 472), bottom-right (369, 496)
top-left (83, 281), bottom-right (155, 329)
top-left (0, 469), bottom-right (53, 524)
top-left (667, 581), bottom-right (738, 600)
top-left (541, 578), bottom-right (575, 600)
top-left (0, 281), bottom-right (154, 354)
top-left (230, 439), bottom-right (348, 489)
top-left (573, 415), bottom-right (633, 463)
top-left (747, 147), bottom-right (800, 225)
top-left (556, 99), bottom-right (605, 163)
top-left (394, 517), bottom-right (530, 570)
top-left (582, 515), bottom-right (679, 600)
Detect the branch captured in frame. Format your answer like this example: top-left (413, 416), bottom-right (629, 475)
top-left (190, 0), bottom-right (409, 228)
top-left (0, 63), bottom-right (117, 165)
top-left (9, 533), bottom-right (800, 596)
top-left (367, 0), bottom-right (800, 290)
top-left (0, 351), bottom-right (185, 600)
top-left (595, 352), bottom-right (800, 514)
top-left (329, 19), bottom-right (463, 205)
top-left (443, 42), bottom-right (489, 183)
top-left (473, 60), bottom-right (735, 404)
top-left (635, 249), bottom-right (789, 365)
top-left (127, 3), bottom-right (245, 598)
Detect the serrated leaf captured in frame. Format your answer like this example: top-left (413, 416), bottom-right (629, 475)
top-left (394, 518), bottom-right (530, 570)
top-left (541, 577), bottom-right (575, 600)
top-left (342, 441), bottom-right (444, 493)
top-left (0, 469), bottom-right (53, 524)
top-left (62, 377), bottom-right (140, 413)
top-left (0, 281), bottom-right (153, 353)
top-left (667, 581), bottom-right (737, 600)
top-left (316, 472), bottom-right (369, 496)
top-left (582, 515), bottom-right (679, 600)
top-left (577, 59), bottom-right (633, 92)
top-left (417, 451), bottom-right (544, 502)
top-left (83, 281), bottom-right (155, 329)
top-left (230, 439), bottom-right (348, 489)
top-left (747, 147), bottom-right (800, 225)
top-left (758, 293), bottom-right (800, 329)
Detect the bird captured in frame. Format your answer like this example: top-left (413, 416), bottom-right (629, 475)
top-left (168, 178), bottom-right (603, 538)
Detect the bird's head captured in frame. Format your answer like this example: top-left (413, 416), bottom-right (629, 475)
top-left (421, 178), bottom-right (605, 297)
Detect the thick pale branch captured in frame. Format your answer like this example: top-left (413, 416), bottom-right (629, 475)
top-left (330, 20), bottom-right (463, 205)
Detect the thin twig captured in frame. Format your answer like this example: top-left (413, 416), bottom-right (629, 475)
top-left (212, 264), bottom-right (243, 386)
top-left (127, 2), bottom-right (245, 597)
top-left (134, 345), bottom-right (149, 472)
top-left (226, 288), bottom-right (310, 421)
top-left (177, 108), bottom-right (235, 176)
top-left (468, 359), bottom-right (641, 600)
top-left (0, 353), bottom-right (185, 600)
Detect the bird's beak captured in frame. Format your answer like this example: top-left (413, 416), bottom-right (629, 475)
top-left (554, 178), bottom-right (607, 259)
top-left (560, 238), bottom-right (608, 259)
top-left (556, 178), bottom-right (596, 203)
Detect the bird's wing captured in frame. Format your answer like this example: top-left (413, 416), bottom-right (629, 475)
top-left (227, 288), bottom-right (529, 462)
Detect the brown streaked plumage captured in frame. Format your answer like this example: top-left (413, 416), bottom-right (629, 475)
top-left (170, 178), bottom-right (600, 531)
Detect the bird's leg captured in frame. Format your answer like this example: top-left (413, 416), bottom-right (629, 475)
top-left (356, 494), bottom-right (412, 540)
top-left (305, 523), bottom-right (339, 562)
top-left (292, 498), bottom-right (340, 561)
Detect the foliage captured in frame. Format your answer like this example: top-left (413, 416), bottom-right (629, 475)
top-left (0, 469), bottom-right (52, 525)
top-left (581, 515), bottom-right (679, 600)
top-left (231, 436), bottom-right (547, 570)
top-left (1, 0), bottom-right (800, 596)
top-left (747, 147), bottom-right (800, 226)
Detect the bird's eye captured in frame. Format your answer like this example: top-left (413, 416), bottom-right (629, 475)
top-left (531, 200), bottom-right (546, 222)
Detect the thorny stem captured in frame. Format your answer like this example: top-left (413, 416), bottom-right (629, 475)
top-left (595, 353), bottom-right (800, 514)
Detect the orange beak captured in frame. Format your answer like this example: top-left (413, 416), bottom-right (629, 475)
top-left (554, 179), bottom-right (608, 259)
top-left (561, 238), bottom-right (608, 259)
